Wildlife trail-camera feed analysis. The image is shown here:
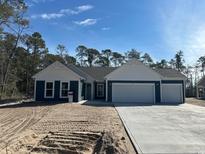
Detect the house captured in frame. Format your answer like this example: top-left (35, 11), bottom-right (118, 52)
top-left (196, 76), bottom-right (205, 99)
top-left (32, 59), bottom-right (186, 104)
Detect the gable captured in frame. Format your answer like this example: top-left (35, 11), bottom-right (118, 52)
top-left (33, 61), bottom-right (84, 81)
top-left (198, 76), bottom-right (205, 86)
top-left (105, 60), bottom-right (162, 81)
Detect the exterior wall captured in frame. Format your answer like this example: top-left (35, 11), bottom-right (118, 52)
top-left (33, 62), bottom-right (84, 102)
top-left (35, 80), bottom-right (80, 102)
top-left (105, 60), bottom-right (163, 103)
top-left (197, 86), bottom-right (205, 98)
top-left (34, 67), bottom-right (81, 81)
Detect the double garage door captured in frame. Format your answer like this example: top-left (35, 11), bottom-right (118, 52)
top-left (112, 83), bottom-right (183, 104)
top-left (112, 83), bottom-right (155, 104)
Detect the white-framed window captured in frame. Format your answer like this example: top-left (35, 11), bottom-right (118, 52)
top-left (60, 82), bottom-right (69, 98)
top-left (45, 81), bottom-right (54, 98)
top-left (97, 83), bottom-right (104, 97)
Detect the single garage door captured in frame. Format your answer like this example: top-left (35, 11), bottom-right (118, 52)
top-left (112, 83), bottom-right (155, 103)
top-left (161, 84), bottom-right (182, 103)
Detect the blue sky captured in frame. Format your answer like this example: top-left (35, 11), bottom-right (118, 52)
top-left (26, 0), bottom-right (205, 64)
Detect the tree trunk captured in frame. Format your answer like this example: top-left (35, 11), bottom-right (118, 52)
top-left (1, 34), bottom-right (20, 99)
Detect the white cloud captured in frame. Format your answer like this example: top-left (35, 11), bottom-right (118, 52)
top-left (31, 13), bottom-right (64, 19)
top-left (158, 0), bottom-right (205, 64)
top-left (59, 9), bottom-right (78, 15)
top-left (31, 4), bottom-right (93, 20)
top-left (60, 5), bottom-right (93, 15)
top-left (74, 18), bottom-right (97, 26)
top-left (101, 27), bottom-right (110, 31)
top-left (77, 5), bottom-right (93, 12)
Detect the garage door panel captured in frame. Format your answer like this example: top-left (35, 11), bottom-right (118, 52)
top-left (161, 84), bottom-right (182, 103)
top-left (112, 83), bottom-right (155, 103)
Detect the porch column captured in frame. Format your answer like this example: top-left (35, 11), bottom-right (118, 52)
top-left (105, 79), bottom-right (108, 102)
top-left (196, 84), bottom-right (199, 98)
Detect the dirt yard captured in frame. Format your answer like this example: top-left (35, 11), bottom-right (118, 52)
top-left (0, 101), bottom-right (136, 154)
top-left (186, 97), bottom-right (205, 107)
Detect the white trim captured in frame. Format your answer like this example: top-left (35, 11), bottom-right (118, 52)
top-left (106, 80), bottom-right (108, 102)
top-left (96, 83), bottom-right (104, 97)
top-left (153, 84), bottom-right (156, 104)
top-left (44, 81), bottom-right (54, 98)
top-left (60, 81), bottom-right (70, 98)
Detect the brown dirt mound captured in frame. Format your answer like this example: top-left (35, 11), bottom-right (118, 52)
top-left (30, 131), bottom-right (125, 154)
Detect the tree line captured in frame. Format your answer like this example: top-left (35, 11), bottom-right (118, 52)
top-left (0, 0), bottom-right (205, 100)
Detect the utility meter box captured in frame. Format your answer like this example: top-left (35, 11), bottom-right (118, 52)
top-left (68, 91), bottom-right (73, 102)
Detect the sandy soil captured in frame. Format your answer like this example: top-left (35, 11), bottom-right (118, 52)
top-left (186, 97), bottom-right (205, 107)
top-left (0, 102), bottom-right (136, 154)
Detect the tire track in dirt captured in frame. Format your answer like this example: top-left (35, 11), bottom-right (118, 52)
top-left (0, 106), bottom-right (51, 150)
top-left (0, 110), bottom-right (15, 123)
top-left (0, 109), bottom-right (34, 149)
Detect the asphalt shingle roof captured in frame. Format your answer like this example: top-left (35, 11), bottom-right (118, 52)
top-left (154, 68), bottom-right (186, 78)
top-left (78, 67), bottom-right (116, 81)
top-left (67, 63), bottom-right (186, 80)
top-left (198, 76), bottom-right (205, 86)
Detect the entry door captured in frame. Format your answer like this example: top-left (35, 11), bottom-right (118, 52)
top-left (112, 83), bottom-right (155, 103)
top-left (96, 83), bottom-right (104, 97)
top-left (85, 83), bottom-right (91, 100)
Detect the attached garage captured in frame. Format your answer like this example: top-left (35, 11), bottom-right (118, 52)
top-left (112, 83), bottom-right (155, 104)
top-left (105, 60), bottom-right (186, 104)
top-left (161, 84), bottom-right (183, 103)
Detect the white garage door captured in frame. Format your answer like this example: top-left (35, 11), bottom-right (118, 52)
top-left (161, 84), bottom-right (182, 103)
top-left (112, 83), bottom-right (155, 103)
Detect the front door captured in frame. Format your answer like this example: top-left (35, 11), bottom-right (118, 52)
top-left (85, 83), bottom-right (91, 100)
top-left (96, 83), bottom-right (105, 98)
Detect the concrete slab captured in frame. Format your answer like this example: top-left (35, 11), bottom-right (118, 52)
top-left (115, 103), bottom-right (205, 154)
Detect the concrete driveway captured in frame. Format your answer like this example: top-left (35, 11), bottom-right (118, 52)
top-left (115, 103), bottom-right (205, 154)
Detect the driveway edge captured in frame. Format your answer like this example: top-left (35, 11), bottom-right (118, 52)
top-left (114, 106), bottom-right (142, 154)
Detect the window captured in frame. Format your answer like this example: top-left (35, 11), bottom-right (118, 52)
top-left (61, 82), bottom-right (69, 98)
top-left (45, 82), bottom-right (54, 98)
top-left (97, 84), bottom-right (104, 97)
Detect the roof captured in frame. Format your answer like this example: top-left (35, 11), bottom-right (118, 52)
top-left (77, 67), bottom-right (117, 81)
top-left (154, 68), bottom-right (186, 79)
top-left (35, 61), bottom-right (186, 81)
top-left (32, 61), bottom-right (85, 79)
top-left (67, 64), bottom-right (88, 80)
top-left (198, 76), bottom-right (205, 86)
